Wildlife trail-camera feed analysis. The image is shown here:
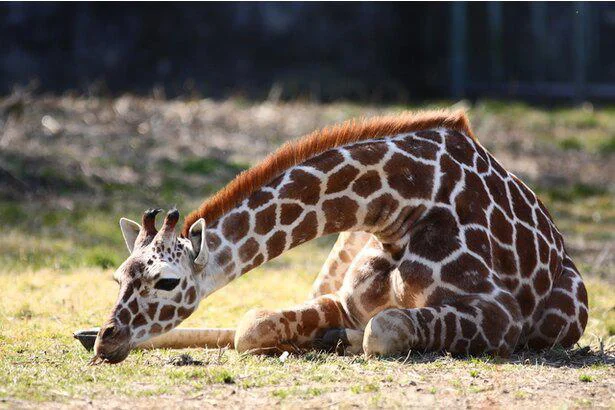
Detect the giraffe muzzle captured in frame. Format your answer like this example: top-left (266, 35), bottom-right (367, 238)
top-left (93, 322), bottom-right (132, 364)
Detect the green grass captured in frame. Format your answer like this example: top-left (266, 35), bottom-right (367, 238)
top-left (558, 137), bottom-right (584, 151)
top-left (598, 135), bottom-right (615, 154)
top-left (579, 374), bottom-right (593, 383)
top-left (0, 260), bottom-right (613, 405)
top-left (180, 157), bottom-right (248, 175)
top-left (472, 100), bottom-right (615, 153)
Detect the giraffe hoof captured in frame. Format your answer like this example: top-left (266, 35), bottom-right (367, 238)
top-left (363, 310), bottom-right (415, 357)
top-left (314, 328), bottom-right (349, 354)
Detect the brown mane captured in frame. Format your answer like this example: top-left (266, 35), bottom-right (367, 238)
top-left (181, 109), bottom-right (474, 236)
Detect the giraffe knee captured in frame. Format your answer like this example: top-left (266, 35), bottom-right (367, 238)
top-left (234, 308), bottom-right (282, 354)
top-left (363, 309), bottom-right (415, 357)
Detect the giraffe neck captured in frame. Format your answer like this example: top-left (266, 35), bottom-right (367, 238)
top-left (196, 133), bottom-right (438, 298)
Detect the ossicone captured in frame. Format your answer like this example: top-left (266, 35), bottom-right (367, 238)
top-left (141, 208), bottom-right (162, 236)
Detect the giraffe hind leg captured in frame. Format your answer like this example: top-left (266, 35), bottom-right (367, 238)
top-left (362, 292), bottom-right (522, 357)
top-left (526, 256), bottom-right (588, 349)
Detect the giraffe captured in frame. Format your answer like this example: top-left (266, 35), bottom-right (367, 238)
top-left (92, 110), bottom-right (588, 363)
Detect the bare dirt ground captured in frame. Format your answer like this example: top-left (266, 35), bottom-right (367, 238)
top-left (0, 95), bottom-right (614, 409)
top-left (4, 350), bottom-right (615, 409)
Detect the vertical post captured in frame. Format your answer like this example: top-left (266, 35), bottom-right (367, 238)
top-left (487, 2), bottom-right (503, 84)
top-left (530, 2), bottom-right (547, 83)
top-left (573, 2), bottom-right (587, 102)
top-left (450, 2), bottom-right (467, 99)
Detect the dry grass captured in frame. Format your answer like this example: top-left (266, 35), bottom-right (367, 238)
top-left (0, 244), bottom-right (613, 408)
top-left (1, 97), bottom-right (614, 408)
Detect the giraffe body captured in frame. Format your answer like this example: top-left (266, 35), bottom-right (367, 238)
top-left (94, 111), bottom-right (588, 363)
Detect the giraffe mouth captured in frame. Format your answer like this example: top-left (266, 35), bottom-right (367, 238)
top-left (90, 343), bottom-right (131, 365)
top-left (74, 328), bottom-right (131, 364)
top-left (91, 324), bottom-right (133, 364)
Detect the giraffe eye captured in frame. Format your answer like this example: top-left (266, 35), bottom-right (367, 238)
top-left (154, 278), bottom-right (180, 291)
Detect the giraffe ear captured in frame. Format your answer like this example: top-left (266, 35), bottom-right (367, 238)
top-left (189, 218), bottom-right (208, 266)
top-left (119, 218), bottom-right (141, 253)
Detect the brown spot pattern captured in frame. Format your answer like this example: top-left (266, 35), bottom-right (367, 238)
top-left (394, 137), bottom-right (438, 160)
top-left (465, 228), bottom-right (492, 267)
top-left (239, 238), bottom-right (260, 262)
top-left (255, 205), bottom-right (276, 235)
top-left (248, 190), bottom-right (274, 209)
top-left (216, 246), bottom-right (232, 266)
top-left (222, 211), bottom-right (250, 243)
top-left (186, 287), bottom-right (197, 304)
top-left (384, 153), bottom-right (434, 200)
top-left (322, 197), bottom-right (359, 234)
top-left (290, 211), bottom-right (317, 247)
top-left (326, 165), bottom-right (360, 194)
top-left (445, 130), bottom-right (475, 165)
top-left (364, 194), bottom-right (399, 227)
top-left (441, 253), bottom-right (492, 293)
top-left (515, 223), bottom-right (537, 278)
top-left (352, 171), bottom-right (381, 198)
top-left (509, 181), bottom-right (533, 223)
top-left (490, 208), bottom-right (513, 244)
top-left (399, 260), bottom-right (434, 295)
top-left (118, 308), bottom-right (131, 325)
top-left (455, 171), bottom-right (490, 226)
top-left (409, 207), bottom-right (460, 261)
top-left (266, 231), bottom-right (287, 259)
top-left (304, 149), bottom-right (345, 172)
top-left (435, 154), bottom-right (462, 203)
top-left (280, 169), bottom-right (321, 205)
top-left (347, 141), bottom-right (388, 165)
top-left (159, 305), bottom-right (176, 322)
top-left (280, 203), bottom-right (303, 225)
top-left (133, 313), bottom-right (147, 328)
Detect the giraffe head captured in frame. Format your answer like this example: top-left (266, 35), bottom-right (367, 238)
top-left (93, 208), bottom-right (210, 363)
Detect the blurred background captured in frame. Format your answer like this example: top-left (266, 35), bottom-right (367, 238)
top-left (0, 2), bottom-right (613, 278)
top-left (2, 2), bottom-right (615, 101)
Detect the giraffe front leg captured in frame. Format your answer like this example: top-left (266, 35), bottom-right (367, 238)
top-left (310, 231), bottom-right (372, 298)
top-left (234, 294), bottom-right (350, 354)
top-left (317, 327), bottom-right (365, 355)
top-left (363, 292), bottom-right (523, 357)
top-left (137, 328), bottom-right (235, 349)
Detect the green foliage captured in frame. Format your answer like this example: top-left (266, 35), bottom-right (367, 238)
top-left (83, 248), bottom-right (121, 270)
top-left (535, 183), bottom-right (608, 202)
top-left (579, 374), bottom-right (593, 382)
top-left (350, 383), bottom-right (379, 394)
top-left (181, 157), bottom-right (247, 175)
top-left (598, 136), bottom-right (615, 154)
top-left (558, 137), bottom-right (584, 151)
top-left (212, 369), bottom-right (235, 384)
top-left (0, 203), bottom-right (27, 223)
